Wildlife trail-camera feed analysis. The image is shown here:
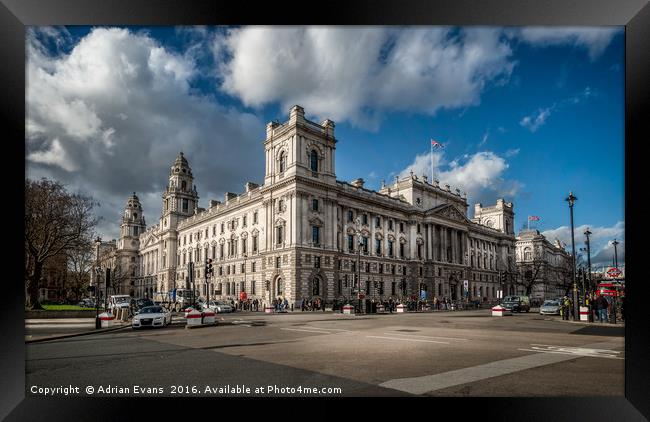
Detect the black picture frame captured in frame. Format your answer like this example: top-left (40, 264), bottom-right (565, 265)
top-left (3, 0), bottom-right (648, 420)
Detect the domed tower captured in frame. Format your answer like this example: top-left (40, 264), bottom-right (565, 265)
top-left (161, 152), bottom-right (200, 230)
top-left (119, 192), bottom-right (146, 251)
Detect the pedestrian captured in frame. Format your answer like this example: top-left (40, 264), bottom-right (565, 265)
top-left (562, 296), bottom-right (571, 320)
top-left (595, 294), bottom-right (609, 322)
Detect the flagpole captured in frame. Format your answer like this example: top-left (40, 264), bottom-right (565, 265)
top-left (527, 216), bottom-right (530, 231)
top-left (430, 141), bottom-right (434, 183)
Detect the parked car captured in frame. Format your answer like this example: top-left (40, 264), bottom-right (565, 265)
top-left (131, 298), bottom-right (155, 314)
top-left (108, 295), bottom-right (132, 313)
top-left (501, 295), bottom-right (531, 313)
top-left (539, 300), bottom-right (561, 315)
top-left (132, 306), bottom-right (172, 329)
top-left (203, 300), bottom-right (233, 313)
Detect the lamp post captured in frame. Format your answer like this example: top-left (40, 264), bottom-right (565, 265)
top-left (584, 228), bottom-right (592, 298)
top-left (611, 239), bottom-right (619, 268)
top-left (354, 218), bottom-right (363, 314)
top-left (94, 266), bottom-right (102, 329)
top-left (565, 191), bottom-right (579, 320)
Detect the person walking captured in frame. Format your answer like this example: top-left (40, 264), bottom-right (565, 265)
top-left (595, 294), bottom-right (609, 323)
top-left (562, 296), bottom-right (571, 321)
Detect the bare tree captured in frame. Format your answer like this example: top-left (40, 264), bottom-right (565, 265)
top-left (515, 249), bottom-right (546, 296)
top-left (25, 178), bottom-right (100, 310)
top-left (66, 235), bottom-right (96, 302)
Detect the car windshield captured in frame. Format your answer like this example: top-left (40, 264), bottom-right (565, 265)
top-left (114, 297), bottom-right (130, 303)
top-left (543, 301), bottom-right (559, 306)
top-left (504, 296), bottom-right (519, 302)
top-left (140, 306), bottom-right (163, 314)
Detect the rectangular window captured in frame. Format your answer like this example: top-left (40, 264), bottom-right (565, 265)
top-left (391, 264), bottom-right (396, 274)
top-left (400, 222), bottom-right (404, 232)
top-left (276, 256), bottom-right (281, 268)
top-left (365, 262), bottom-right (370, 272)
top-left (417, 244), bottom-right (422, 260)
top-left (242, 238), bottom-right (247, 254)
top-left (251, 280), bottom-right (256, 295)
top-left (221, 223), bottom-right (224, 234)
top-left (243, 216), bottom-right (247, 227)
top-left (375, 239), bottom-right (381, 255)
top-left (375, 216), bottom-right (381, 228)
top-left (314, 256), bottom-right (320, 268)
top-left (362, 214), bottom-right (368, 225)
top-left (348, 210), bottom-right (354, 222)
top-left (133, 226), bottom-right (139, 236)
top-left (402, 266), bottom-right (407, 275)
top-left (252, 261), bottom-right (256, 272)
top-left (379, 263), bottom-right (383, 274)
top-left (388, 220), bottom-right (393, 231)
top-left (227, 266), bottom-right (230, 275)
top-left (312, 199), bottom-right (319, 211)
top-left (400, 242), bottom-right (405, 258)
top-left (182, 199), bottom-right (189, 213)
top-left (417, 224), bottom-right (421, 234)
top-left (351, 261), bottom-right (356, 273)
top-left (388, 240), bottom-right (394, 257)
top-left (312, 226), bottom-right (320, 245)
top-left (277, 226), bottom-right (284, 244)
top-left (241, 263), bottom-right (245, 273)
top-left (362, 236), bottom-right (369, 253)
top-left (253, 235), bottom-right (258, 253)
top-left (253, 211), bottom-right (258, 224)
top-left (347, 234), bottom-right (354, 252)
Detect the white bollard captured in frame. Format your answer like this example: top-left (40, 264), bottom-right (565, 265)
top-left (396, 304), bottom-right (407, 313)
top-left (99, 312), bottom-right (114, 328)
top-left (343, 304), bottom-right (355, 315)
top-left (579, 306), bottom-right (589, 321)
top-left (377, 304), bottom-right (385, 313)
top-left (202, 309), bottom-right (216, 325)
top-left (491, 305), bottom-right (512, 317)
top-left (264, 306), bottom-right (274, 314)
top-left (186, 309), bottom-right (202, 326)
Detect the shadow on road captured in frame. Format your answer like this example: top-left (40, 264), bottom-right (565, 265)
top-left (570, 325), bottom-right (624, 337)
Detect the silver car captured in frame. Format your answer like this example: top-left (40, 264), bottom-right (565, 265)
top-left (204, 300), bottom-right (233, 313)
top-left (540, 300), bottom-right (561, 315)
top-left (132, 306), bottom-right (172, 329)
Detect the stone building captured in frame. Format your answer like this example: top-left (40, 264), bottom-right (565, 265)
top-left (97, 105), bottom-right (517, 309)
top-left (514, 229), bottom-right (573, 300)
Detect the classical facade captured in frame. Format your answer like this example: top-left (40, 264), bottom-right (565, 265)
top-left (515, 229), bottom-right (573, 300)
top-left (96, 105), bottom-right (517, 308)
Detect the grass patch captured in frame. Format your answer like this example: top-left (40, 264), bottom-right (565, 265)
top-left (41, 304), bottom-right (91, 311)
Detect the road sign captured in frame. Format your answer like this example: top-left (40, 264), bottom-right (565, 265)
top-left (606, 267), bottom-right (622, 278)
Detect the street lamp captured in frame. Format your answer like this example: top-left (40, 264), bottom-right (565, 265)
top-left (94, 266), bottom-right (103, 329)
top-left (353, 218), bottom-right (364, 313)
top-left (565, 191), bottom-right (579, 320)
top-left (584, 228), bottom-right (592, 299)
top-left (611, 239), bottom-right (619, 268)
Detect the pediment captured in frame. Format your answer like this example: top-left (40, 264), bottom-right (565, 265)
top-left (429, 204), bottom-right (470, 223)
top-left (142, 233), bottom-right (158, 248)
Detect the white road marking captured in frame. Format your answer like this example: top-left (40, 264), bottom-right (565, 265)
top-left (380, 339), bottom-right (623, 395)
top-left (366, 336), bottom-right (449, 344)
top-left (383, 332), bottom-right (469, 341)
top-left (280, 328), bottom-right (334, 334)
top-left (518, 345), bottom-right (623, 359)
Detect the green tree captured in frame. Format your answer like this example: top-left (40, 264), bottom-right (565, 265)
top-left (25, 178), bottom-right (99, 310)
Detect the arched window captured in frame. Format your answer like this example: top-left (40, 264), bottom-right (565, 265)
top-left (277, 278), bottom-right (284, 296)
top-left (524, 247), bottom-right (532, 261)
top-left (312, 278), bottom-right (320, 296)
top-left (310, 150), bottom-right (318, 172)
top-left (279, 151), bottom-right (286, 173)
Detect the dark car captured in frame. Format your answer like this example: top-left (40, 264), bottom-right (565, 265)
top-left (131, 298), bottom-right (155, 314)
top-left (501, 295), bottom-right (531, 313)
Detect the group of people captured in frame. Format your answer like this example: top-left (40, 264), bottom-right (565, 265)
top-left (300, 297), bottom-right (326, 311)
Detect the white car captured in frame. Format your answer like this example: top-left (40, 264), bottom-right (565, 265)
top-left (108, 295), bottom-right (132, 313)
top-left (132, 306), bottom-right (172, 329)
top-left (204, 300), bottom-right (233, 313)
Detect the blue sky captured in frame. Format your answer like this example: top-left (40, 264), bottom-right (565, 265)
top-left (25, 26), bottom-right (624, 268)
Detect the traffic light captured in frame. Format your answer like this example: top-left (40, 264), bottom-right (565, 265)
top-left (501, 271), bottom-right (507, 283)
top-left (205, 258), bottom-right (213, 277)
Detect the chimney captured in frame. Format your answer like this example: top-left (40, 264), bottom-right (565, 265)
top-left (245, 182), bottom-right (259, 192)
top-left (351, 178), bottom-right (365, 188)
top-left (321, 119), bottom-right (335, 137)
top-left (289, 105), bottom-right (305, 125)
top-left (225, 192), bottom-right (237, 201)
top-left (209, 200), bottom-right (221, 208)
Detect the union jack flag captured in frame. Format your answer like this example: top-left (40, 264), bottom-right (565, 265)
top-left (528, 216), bottom-right (540, 221)
top-left (431, 139), bottom-right (444, 148)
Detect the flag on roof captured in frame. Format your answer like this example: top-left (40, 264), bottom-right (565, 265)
top-left (528, 216), bottom-right (540, 221)
top-left (431, 139), bottom-right (444, 148)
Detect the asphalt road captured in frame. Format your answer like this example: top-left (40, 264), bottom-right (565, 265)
top-left (25, 309), bottom-right (624, 397)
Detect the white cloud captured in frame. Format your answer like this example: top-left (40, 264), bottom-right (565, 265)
top-left (214, 27), bottom-right (515, 130)
top-left (541, 221), bottom-right (624, 267)
top-left (516, 27), bottom-right (621, 60)
top-left (399, 150), bottom-right (522, 208)
top-left (505, 148), bottom-right (520, 157)
top-left (26, 27), bottom-right (265, 240)
top-left (479, 131), bottom-right (489, 146)
top-left (520, 107), bottom-right (553, 132)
